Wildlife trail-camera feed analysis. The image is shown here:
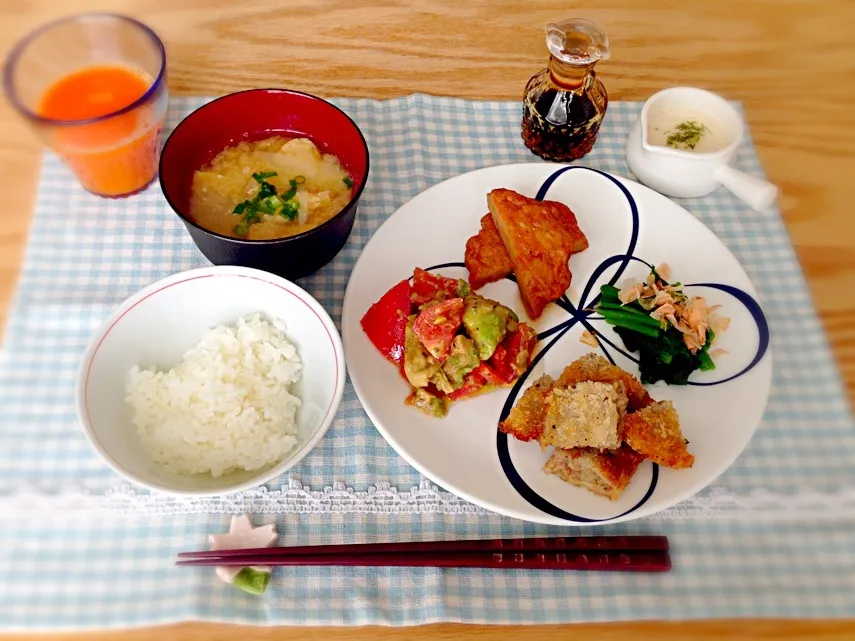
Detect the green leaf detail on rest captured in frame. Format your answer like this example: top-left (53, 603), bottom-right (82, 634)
top-left (232, 567), bottom-right (271, 595)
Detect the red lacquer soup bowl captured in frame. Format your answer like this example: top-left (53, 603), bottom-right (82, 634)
top-left (159, 89), bottom-right (370, 280)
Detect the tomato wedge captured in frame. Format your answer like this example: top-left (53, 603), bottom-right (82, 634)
top-left (475, 361), bottom-right (506, 386)
top-left (487, 323), bottom-right (538, 384)
top-left (447, 370), bottom-right (487, 401)
top-left (411, 267), bottom-right (459, 307)
top-left (412, 297), bottom-right (464, 361)
top-left (360, 279), bottom-right (411, 365)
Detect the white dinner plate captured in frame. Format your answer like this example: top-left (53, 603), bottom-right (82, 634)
top-left (342, 164), bottom-right (772, 525)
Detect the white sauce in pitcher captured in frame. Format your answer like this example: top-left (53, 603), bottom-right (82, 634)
top-left (646, 105), bottom-right (733, 153)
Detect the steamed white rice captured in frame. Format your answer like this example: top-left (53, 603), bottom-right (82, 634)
top-left (126, 314), bottom-right (303, 477)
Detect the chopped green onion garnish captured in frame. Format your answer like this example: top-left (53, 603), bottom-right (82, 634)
top-left (257, 181), bottom-right (276, 199)
top-left (343, 176), bottom-right (353, 188)
top-left (258, 195), bottom-right (282, 214)
top-left (252, 171), bottom-right (278, 183)
top-left (280, 178), bottom-right (301, 202)
top-left (280, 201), bottom-right (299, 220)
top-left (230, 171), bottom-right (307, 236)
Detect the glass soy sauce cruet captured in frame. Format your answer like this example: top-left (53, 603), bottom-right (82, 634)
top-left (521, 18), bottom-right (610, 162)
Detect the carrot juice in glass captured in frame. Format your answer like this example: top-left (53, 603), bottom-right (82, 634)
top-left (4, 14), bottom-right (167, 197)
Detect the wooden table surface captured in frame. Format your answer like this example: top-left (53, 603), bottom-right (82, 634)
top-left (2, 0), bottom-right (854, 638)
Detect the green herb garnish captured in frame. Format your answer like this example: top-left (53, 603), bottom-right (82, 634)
top-left (230, 173), bottom-right (304, 236)
top-left (258, 194), bottom-right (282, 214)
top-left (252, 171), bottom-right (278, 183)
top-left (343, 176), bottom-right (353, 188)
top-left (257, 180), bottom-right (276, 199)
top-left (280, 200), bottom-right (299, 221)
top-left (280, 178), bottom-right (299, 202)
top-left (665, 121), bottom-right (709, 150)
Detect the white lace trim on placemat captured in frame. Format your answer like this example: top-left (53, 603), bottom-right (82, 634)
top-left (1, 479), bottom-right (854, 522)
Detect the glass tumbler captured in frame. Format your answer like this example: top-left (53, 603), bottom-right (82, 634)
top-left (3, 13), bottom-right (168, 197)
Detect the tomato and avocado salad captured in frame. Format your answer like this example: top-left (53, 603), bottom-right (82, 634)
top-left (360, 268), bottom-right (537, 417)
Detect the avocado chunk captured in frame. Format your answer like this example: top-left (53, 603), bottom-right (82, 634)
top-left (403, 316), bottom-right (439, 388)
top-left (409, 387), bottom-right (450, 417)
top-left (430, 367), bottom-right (457, 394)
top-left (462, 295), bottom-right (517, 360)
top-left (455, 279), bottom-right (472, 298)
top-left (441, 335), bottom-right (480, 389)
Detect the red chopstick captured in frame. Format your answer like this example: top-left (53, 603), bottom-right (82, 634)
top-left (179, 535), bottom-right (667, 558)
top-left (177, 550), bottom-right (669, 571)
top-left (176, 536), bottom-right (670, 572)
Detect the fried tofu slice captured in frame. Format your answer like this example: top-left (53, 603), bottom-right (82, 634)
top-left (623, 400), bottom-right (694, 469)
top-left (487, 189), bottom-right (589, 319)
top-left (465, 214), bottom-right (514, 290)
top-left (544, 444), bottom-right (646, 501)
top-left (557, 353), bottom-right (651, 412)
top-left (498, 374), bottom-right (554, 442)
top-left (538, 381), bottom-right (628, 451)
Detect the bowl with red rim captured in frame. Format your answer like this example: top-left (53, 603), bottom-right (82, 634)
top-left (76, 266), bottom-right (345, 495)
top-left (159, 89), bottom-right (370, 280)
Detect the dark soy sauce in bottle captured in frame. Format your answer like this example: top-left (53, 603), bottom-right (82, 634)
top-left (521, 18), bottom-right (610, 162)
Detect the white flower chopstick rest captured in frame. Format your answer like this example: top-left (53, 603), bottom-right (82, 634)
top-left (209, 515), bottom-right (278, 595)
top-left (626, 87), bottom-right (777, 211)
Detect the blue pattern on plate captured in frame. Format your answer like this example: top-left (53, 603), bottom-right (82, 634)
top-left (491, 165), bottom-right (770, 522)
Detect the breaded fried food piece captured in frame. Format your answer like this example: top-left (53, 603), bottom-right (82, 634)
top-left (538, 381), bottom-right (628, 451)
top-left (624, 400), bottom-right (694, 469)
top-left (498, 374), bottom-right (554, 442)
top-left (465, 214), bottom-right (514, 290)
top-left (487, 189), bottom-right (589, 319)
top-left (557, 353), bottom-right (651, 411)
top-left (544, 444), bottom-right (646, 501)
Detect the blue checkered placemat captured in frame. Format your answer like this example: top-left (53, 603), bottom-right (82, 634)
top-left (1, 96), bottom-right (854, 630)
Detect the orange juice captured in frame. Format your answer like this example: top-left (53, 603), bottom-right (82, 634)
top-left (38, 65), bottom-right (163, 196)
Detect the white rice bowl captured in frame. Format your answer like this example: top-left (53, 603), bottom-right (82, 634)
top-left (126, 314), bottom-right (302, 477)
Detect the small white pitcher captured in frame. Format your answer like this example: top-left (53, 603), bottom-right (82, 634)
top-left (625, 87), bottom-right (777, 210)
